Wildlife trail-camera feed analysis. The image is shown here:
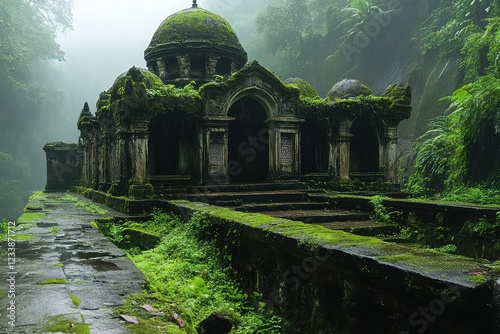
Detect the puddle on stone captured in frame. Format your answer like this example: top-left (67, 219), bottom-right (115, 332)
top-left (76, 251), bottom-right (113, 259)
top-left (37, 222), bottom-right (58, 228)
top-left (81, 259), bottom-right (120, 271)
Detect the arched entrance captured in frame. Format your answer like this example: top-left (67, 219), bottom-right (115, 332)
top-left (227, 97), bottom-right (269, 183)
top-left (350, 115), bottom-right (380, 173)
top-left (148, 114), bottom-right (198, 177)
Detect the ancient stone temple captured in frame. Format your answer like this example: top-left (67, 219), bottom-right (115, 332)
top-left (44, 2), bottom-right (411, 196)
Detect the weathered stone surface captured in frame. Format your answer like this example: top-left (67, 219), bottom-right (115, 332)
top-left (0, 192), bottom-right (145, 333)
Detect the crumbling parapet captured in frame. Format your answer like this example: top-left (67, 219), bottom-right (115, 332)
top-left (43, 142), bottom-right (79, 192)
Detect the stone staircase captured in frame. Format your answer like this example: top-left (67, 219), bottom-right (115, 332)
top-left (165, 182), bottom-right (398, 239)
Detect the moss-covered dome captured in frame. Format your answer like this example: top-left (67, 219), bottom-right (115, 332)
top-left (144, 6), bottom-right (247, 85)
top-left (284, 77), bottom-right (319, 98)
top-left (327, 79), bottom-right (373, 99)
top-left (148, 7), bottom-right (243, 50)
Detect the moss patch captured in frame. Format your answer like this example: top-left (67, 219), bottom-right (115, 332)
top-left (14, 233), bottom-right (36, 241)
top-left (265, 221), bottom-right (384, 248)
top-left (38, 278), bottom-right (67, 285)
top-left (70, 295), bottom-right (81, 308)
top-left (55, 263), bottom-right (64, 268)
top-left (170, 200), bottom-right (383, 248)
top-left (0, 289), bottom-right (4, 299)
top-left (148, 8), bottom-right (242, 48)
top-left (18, 212), bottom-right (46, 223)
top-left (43, 314), bottom-right (90, 334)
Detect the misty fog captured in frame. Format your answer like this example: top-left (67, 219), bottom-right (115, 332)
top-left (2, 0), bottom-right (499, 221)
top-left (54, 0), bottom-right (269, 143)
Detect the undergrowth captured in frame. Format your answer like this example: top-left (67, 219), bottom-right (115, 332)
top-left (102, 210), bottom-right (283, 333)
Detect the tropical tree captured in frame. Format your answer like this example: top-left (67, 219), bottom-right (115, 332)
top-left (0, 0), bottom-right (72, 220)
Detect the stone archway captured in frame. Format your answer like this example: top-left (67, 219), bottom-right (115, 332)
top-left (227, 97), bottom-right (269, 183)
top-left (350, 116), bottom-right (380, 173)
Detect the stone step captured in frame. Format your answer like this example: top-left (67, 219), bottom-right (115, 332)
top-left (264, 209), bottom-right (371, 223)
top-left (314, 221), bottom-right (399, 237)
top-left (157, 182), bottom-right (303, 195)
top-left (234, 201), bottom-right (331, 213)
top-left (179, 190), bottom-right (317, 205)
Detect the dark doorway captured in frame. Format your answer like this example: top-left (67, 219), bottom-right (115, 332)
top-left (301, 119), bottom-right (329, 174)
top-left (350, 115), bottom-right (380, 173)
top-left (228, 97), bottom-right (269, 183)
top-left (148, 114), bottom-right (198, 176)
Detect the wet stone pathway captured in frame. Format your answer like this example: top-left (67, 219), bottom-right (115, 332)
top-left (0, 192), bottom-right (145, 333)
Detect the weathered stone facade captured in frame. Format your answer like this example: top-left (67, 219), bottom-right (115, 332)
top-left (44, 3), bottom-right (411, 196)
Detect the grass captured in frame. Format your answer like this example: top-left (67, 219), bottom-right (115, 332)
top-left (51, 227), bottom-right (61, 234)
top-left (37, 278), bottom-right (67, 285)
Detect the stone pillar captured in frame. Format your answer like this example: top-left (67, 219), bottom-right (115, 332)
top-left (331, 120), bottom-right (352, 179)
top-left (230, 60), bottom-right (238, 74)
top-left (156, 59), bottom-right (167, 80)
top-left (268, 118), bottom-right (302, 180)
top-left (206, 55), bottom-right (220, 77)
top-left (43, 143), bottom-right (79, 192)
top-left (381, 124), bottom-right (399, 184)
top-left (177, 55), bottom-right (191, 78)
top-left (203, 116), bottom-right (233, 184)
top-left (128, 120), bottom-right (149, 185)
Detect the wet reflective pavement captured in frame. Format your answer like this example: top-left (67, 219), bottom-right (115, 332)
top-left (0, 192), bottom-right (145, 333)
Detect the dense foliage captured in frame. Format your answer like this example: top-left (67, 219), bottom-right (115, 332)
top-left (0, 0), bottom-right (72, 220)
top-left (406, 1), bottom-right (500, 202)
top-left (103, 211), bottom-right (283, 333)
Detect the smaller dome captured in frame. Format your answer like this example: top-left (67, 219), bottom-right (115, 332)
top-left (284, 77), bottom-right (319, 98)
top-left (109, 67), bottom-right (164, 96)
top-left (327, 79), bottom-right (373, 99)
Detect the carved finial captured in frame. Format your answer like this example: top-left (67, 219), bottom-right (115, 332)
top-left (82, 102), bottom-right (90, 113)
top-left (192, 0), bottom-right (198, 8)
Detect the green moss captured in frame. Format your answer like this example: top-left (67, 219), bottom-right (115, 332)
top-left (199, 61), bottom-right (298, 100)
top-left (467, 274), bottom-right (489, 285)
top-left (70, 295), bottom-right (81, 308)
top-left (284, 78), bottom-right (319, 98)
top-left (38, 278), bottom-right (67, 285)
top-left (0, 289), bottom-right (4, 299)
top-left (51, 227), bottom-right (60, 234)
top-left (43, 314), bottom-right (90, 334)
top-left (89, 221), bottom-right (99, 229)
top-left (18, 212), bottom-right (46, 223)
top-left (61, 194), bottom-right (79, 202)
top-left (170, 200), bottom-right (281, 228)
top-left (170, 200), bottom-right (383, 248)
top-left (55, 263), bottom-right (64, 268)
top-left (14, 233), bottom-right (36, 241)
top-left (148, 8), bottom-right (242, 49)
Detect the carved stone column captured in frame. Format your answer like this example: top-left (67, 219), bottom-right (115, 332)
top-left (268, 117), bottom-right (302, 180)
top-left (177, 55), bottom-right (191, 78)
top-left (206, 55), bottom-right (220, 77)
top-left (202, 116), bottom-right (233, 184)
top-left (331, 120), bottom-right (353, 179)
top-left (156, 59), bottom-right (167, 80)
top-left (381, 124), bottom-right (399, 184)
